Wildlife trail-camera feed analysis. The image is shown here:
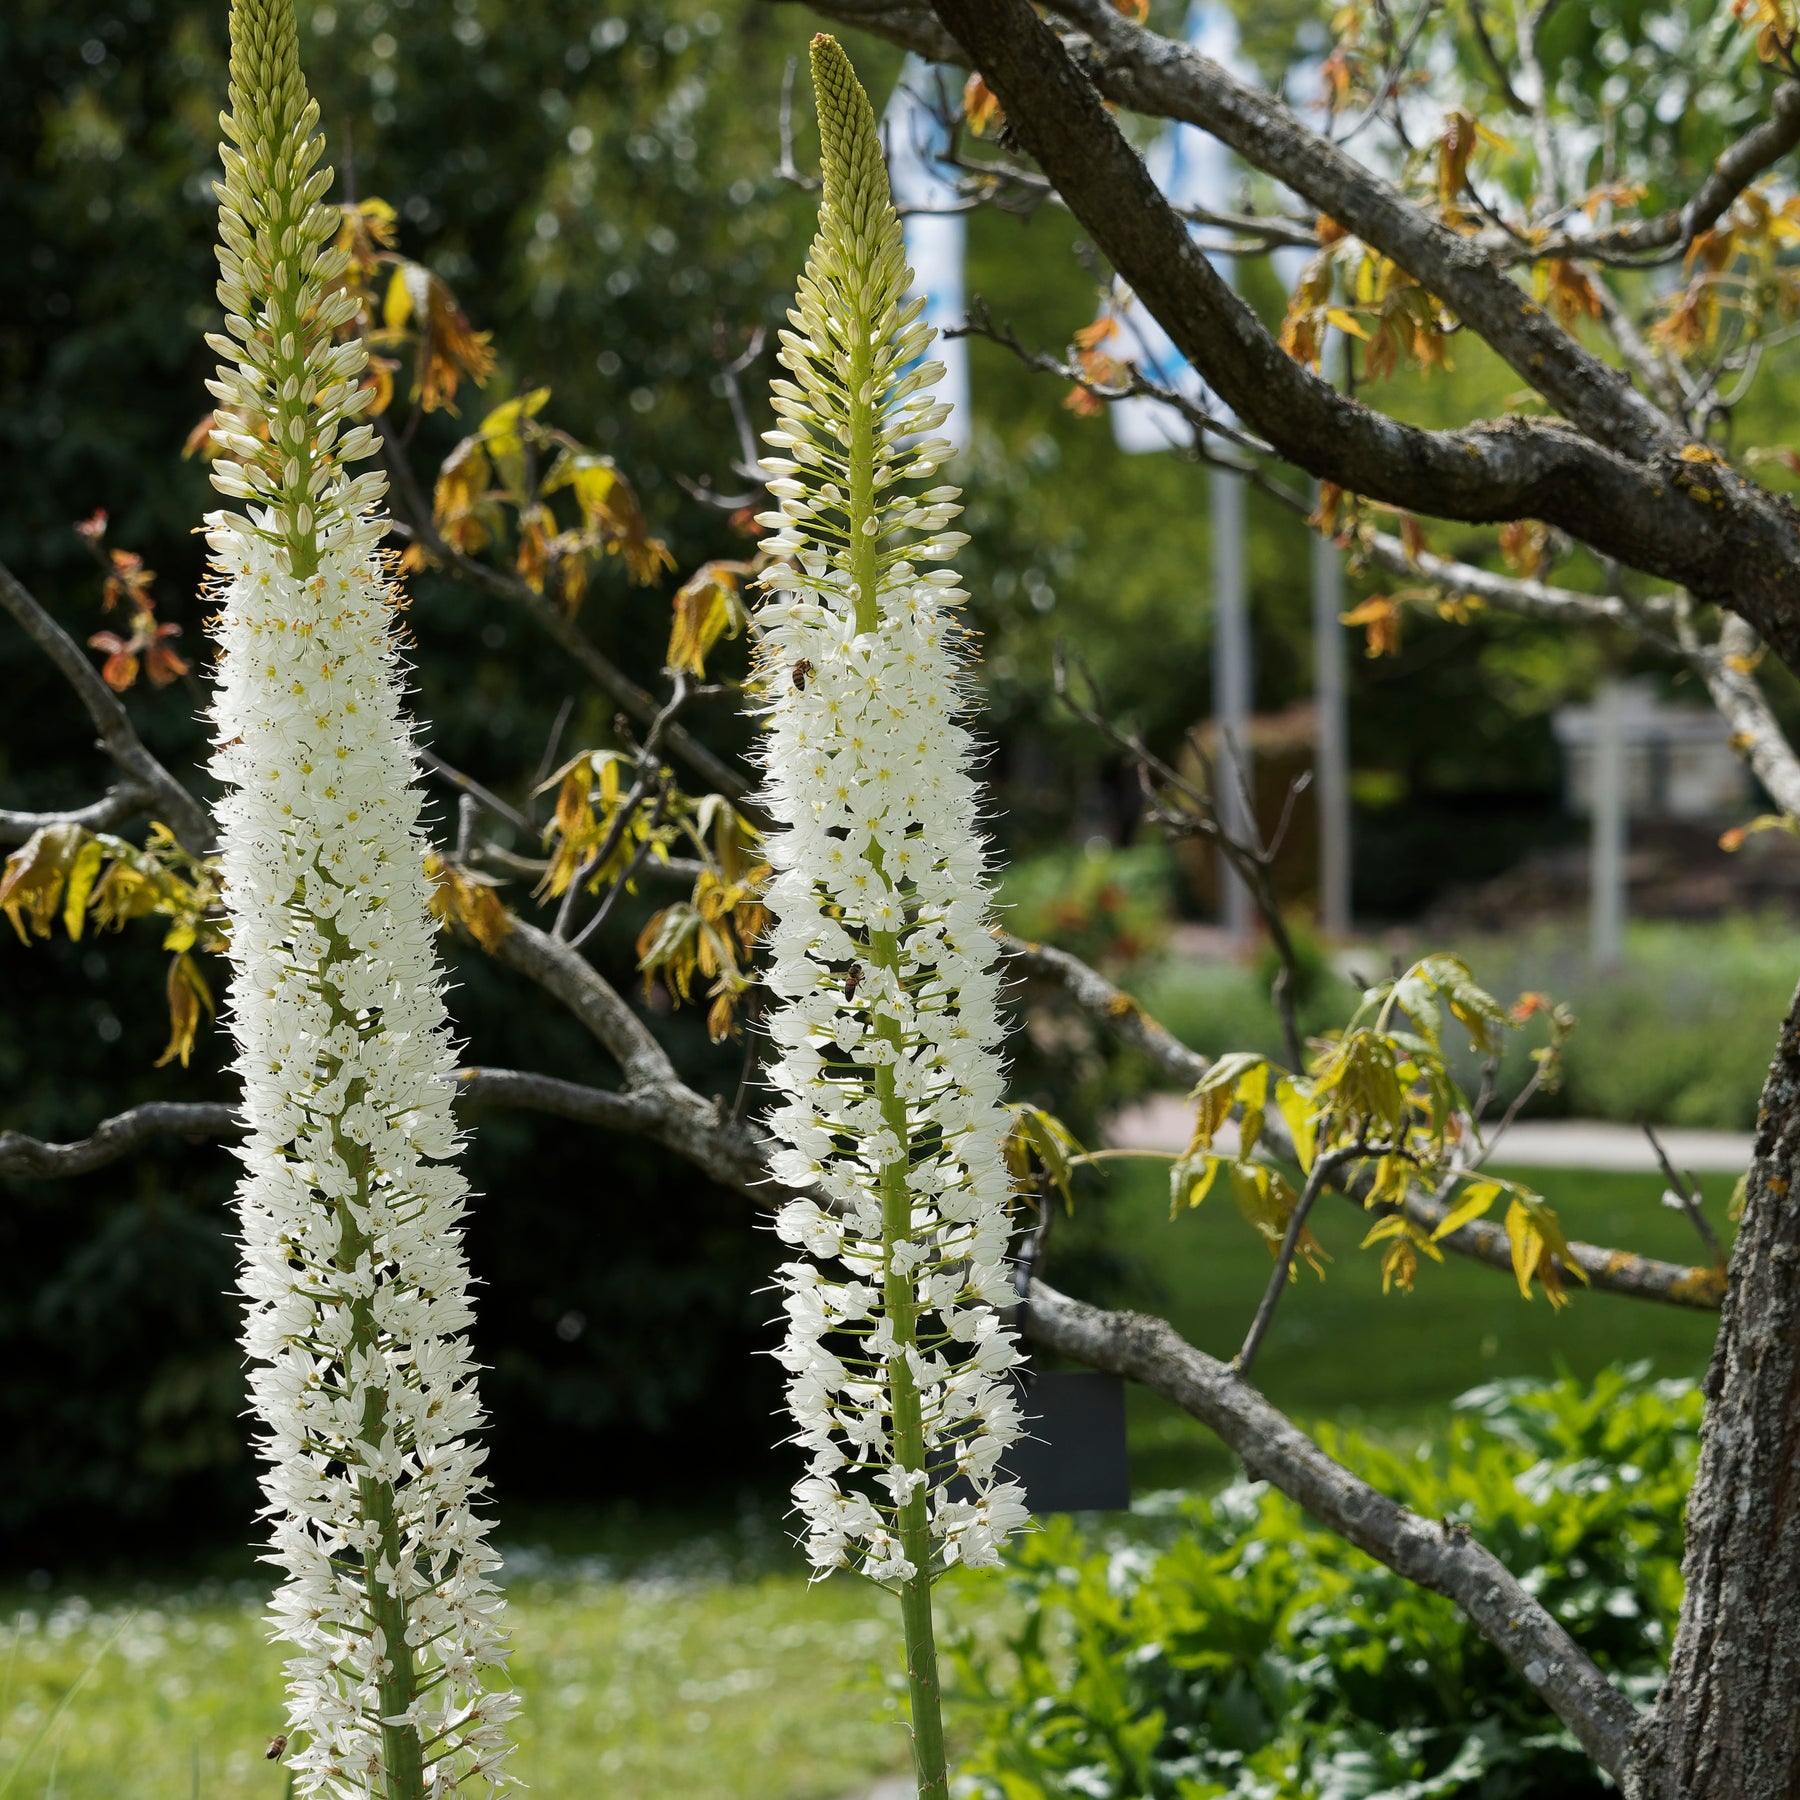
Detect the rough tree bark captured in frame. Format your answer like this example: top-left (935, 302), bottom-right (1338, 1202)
top-left (1635, 982), bottom-right (1800, 1799)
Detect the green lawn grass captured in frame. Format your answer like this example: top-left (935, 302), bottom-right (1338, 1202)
top-left (1080, 1158), bottom-right (1728, 1490)
top-left (0, 1545), bottom-right (1011, 1800)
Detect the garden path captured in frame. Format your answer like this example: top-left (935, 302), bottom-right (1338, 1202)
top-left (1107, 1096), bottom-right (1755, 1173)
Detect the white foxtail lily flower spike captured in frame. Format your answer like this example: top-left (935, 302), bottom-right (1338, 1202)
top-left (754, 33), bottom-right (1029, 1797)
top-left (202, 0), bottom-right (515, 1791)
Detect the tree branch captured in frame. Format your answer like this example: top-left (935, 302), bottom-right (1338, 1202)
top-left (1399, 1181), bottom-right (1728, 1309)
top-left (1512, 81), bottom-right (1800, 265)
top-left (1686, 615), bottom-right (1800, 817)
top-left (935, 0), bottom-right (1679, 458)
top-left (0, 1065), bottom-right (778, 1206)
top-left (0, 1100), bottom-right (242, 1180)
top-left (0, 561), bottom-right (216, 855)
top-left (453, 1064), bottom-right (776, 1201)
top-left (1360, 529), bottom-right (1679, 636)
top-left (907, 0), bottom-right (1800, 672)
top-left (1022, 1278), bottom-right (1643, 1782)
top-left (1237, 1142), bottom-right (1366, 1375)
top-left (1359, 535), bottom-right (1800, 815)
top-left (0, 785), bottom-right (158, 847)
top-left (481, 915), bottom-right (681, 1092)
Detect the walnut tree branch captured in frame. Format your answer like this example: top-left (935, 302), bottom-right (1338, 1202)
top-left (1237, 1141), bottom-right (1370, 1376)
top-left (926, 0), bottom-right (1681, 458)
top-left (912, 0), bottom-right (1800, 672)
top-left (0, 1101), bottom-right (243, 1180)
top-left (1507, 81), bottom-right (1800, 266)
top-left (0, 786), bottom-right (159, 848)
top-left (1024, 1278), bottom-right (1642, 1782)
top-left (1685, 614), bottom-right (1800, 818)
top-left (1359, 533), bottom-right (1800, 813)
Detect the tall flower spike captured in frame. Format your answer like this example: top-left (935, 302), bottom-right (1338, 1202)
top-left (203, 2), bottom-right (515, 1794)
top-left (755, 34), bottom-right (1027, 1797)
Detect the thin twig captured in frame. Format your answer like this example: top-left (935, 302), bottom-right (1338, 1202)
top-left (419, 748), bottom-right (532, 835)
top-left (950, 300), bottom-right (1277, 461)
top-left (728, 985), bottom-right (766, 1126)
top-left (554, 674), bottom-right (691, 941)
top-left (1055, 648), bottom-right (1307, 1067)
top-left (568, 781), bottom-right (671, 951)
top-left (1237, 1143), bottom-right (1368, 1377)
top-left (1642, 1118), bottom-right (1727, 1269)
top-left (532, 695), bottom-right (576, 806)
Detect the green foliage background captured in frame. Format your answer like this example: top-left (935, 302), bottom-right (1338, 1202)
top-left (952, 1366), bottom-right (1697, 1799)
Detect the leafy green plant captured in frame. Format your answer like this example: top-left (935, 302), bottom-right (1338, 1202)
top-left (948, 1364), bottom-right (1699, 1799)
top-left (1002, 844), bottom-right (1175, 973)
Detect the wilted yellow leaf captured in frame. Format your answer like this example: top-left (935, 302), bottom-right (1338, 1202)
top-left (424, 852), bottom-right (514, 952)
top-left (0, 823), bottom-right (89, 943)
top-left (155, 952), bottom-right (215, 1069)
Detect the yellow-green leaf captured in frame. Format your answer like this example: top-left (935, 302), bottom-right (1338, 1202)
top-left (61, 837), bottom-right (108, 941)
top-left (1433, 1180), bottom-right (1502, 1240)
top-left (1275, 1074), bottom-right (1317, 1171)
top-left (1170, 1151), bottom-right (1225, 1216)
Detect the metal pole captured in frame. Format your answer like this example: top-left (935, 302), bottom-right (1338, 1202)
top-left (1311, 515), bottom-right (1350, 936)
top-left (1211, 463), bottom-right (1252, 942)
top-left (1591, 678), bottom-right (1627, 966)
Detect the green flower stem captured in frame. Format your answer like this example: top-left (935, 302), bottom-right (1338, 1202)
top-left (321, 919), bottom-right (425, 1800)
top-left (873, 958), bottom-right (950, 1800)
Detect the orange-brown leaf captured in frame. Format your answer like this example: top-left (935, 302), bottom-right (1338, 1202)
top-left (668, 561), bottom-right (750, 677)
top-left (1340, 595), bottom-right (1402, 657)
top-left (425, 853), bottom-right (515, 952)
top-left (963, 73), bottom-right (1002, 137)
top-left (1499, 518), bottom-right (1549, 577)
top-left (1437, 109), bottom-right (1478, 212)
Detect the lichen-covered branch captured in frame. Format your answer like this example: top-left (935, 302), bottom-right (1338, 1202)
top-left (0, 785), bottom-right (158, 847)
top-left (1023, 1278), bottom-right (1642, 1782)
top-left (1686, 615), bottom-right (1800, 818)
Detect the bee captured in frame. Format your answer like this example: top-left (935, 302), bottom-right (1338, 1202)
top-left (265, 1735), bottom-right (289, 1762)
top-left (792, 657), bottom-right (815, 692)
top-left (843, 961), bottom-right (864, 1002)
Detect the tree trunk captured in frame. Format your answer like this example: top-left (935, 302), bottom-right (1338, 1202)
top-left (1637, 981), bottom-right (1800, 1798)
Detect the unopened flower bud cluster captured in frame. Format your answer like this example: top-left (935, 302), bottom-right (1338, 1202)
top-left (203, 2), bottom-right (514, 1791)
top-left (754, 38), bottom-right (1028, 1587)
top-left (205, 0), bottom-right (384, 566)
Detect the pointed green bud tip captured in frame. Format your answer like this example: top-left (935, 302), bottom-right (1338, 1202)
top-left (227, 0), bottom-right (306, 145)
top-left (809, 33), bottom-right (892, 244)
